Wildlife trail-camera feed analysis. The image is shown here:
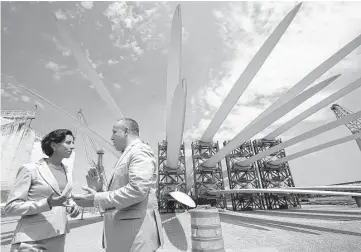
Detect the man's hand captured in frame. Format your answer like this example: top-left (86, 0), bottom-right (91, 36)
top-left (73, 187), bottom-right (97, 208)
top-left (86, 167), bottom-right (103, 192)
top-left (95, 163), bottom-right (105, 183)
top-left (66, 201), bottom-right (81, 218)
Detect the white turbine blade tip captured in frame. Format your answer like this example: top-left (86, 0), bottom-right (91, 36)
top-left (326, 74), bottom-right (342, 83)
top-left (175, 4), bottom-right (181, 13)
top-left (295, 2), bottom-right (303, 10)
top-left (173, 5), bottom-right (181, 21)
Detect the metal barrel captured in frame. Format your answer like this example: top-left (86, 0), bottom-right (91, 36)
top-left (190, 205), bottom-right (225, 252)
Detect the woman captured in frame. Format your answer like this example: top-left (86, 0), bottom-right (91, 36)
top-left (4, 129), bottom-right (81, 252)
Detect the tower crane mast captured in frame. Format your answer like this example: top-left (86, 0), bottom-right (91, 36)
top-left (331, 104), bottom-right (361, 152)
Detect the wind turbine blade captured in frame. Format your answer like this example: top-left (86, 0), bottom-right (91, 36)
top-left (235, 110), bottom-right (361, 167)
top-left (246, 33), bottom-right (361, 128)
top-left (52, 13), bottom-right (124, 119)
top-left (287, 185), bottom-right (361, 191)
top-left (355, 138), bottom-right (361, 152)
top-left (207, 188), bottom-right (361, 197)
top-left (270, 132), bottom-right (361, 165)
top-left (265, 76), bottom-right (361, 139)
top-left (200, 3), bottom-right (302, 143)
top-left (166, 5), bottom-right (182, 141)
top-left (167, 78), bottom-right (187, 169)
top-left (202, 74), bottom-right (338, 168)
top-left (17, 85), bottom-right (121, 158)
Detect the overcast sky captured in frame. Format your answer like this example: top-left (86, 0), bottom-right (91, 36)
top-left (2, 1), bottom-right (361, 192)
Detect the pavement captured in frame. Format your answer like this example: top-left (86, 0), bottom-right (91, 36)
top-left (1, 205), bottom-right (361, 252)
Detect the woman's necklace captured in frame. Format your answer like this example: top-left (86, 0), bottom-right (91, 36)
top-left (47, 161), bottom-right (63, 170)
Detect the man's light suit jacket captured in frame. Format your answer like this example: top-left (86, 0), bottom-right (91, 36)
top-left (4, 158), bottom-right (73, 244)
top-left (94, 139), bottom-right (164, 252)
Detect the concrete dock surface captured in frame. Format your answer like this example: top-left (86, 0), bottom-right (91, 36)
top-left (1, 205), bottom-right (360, 252)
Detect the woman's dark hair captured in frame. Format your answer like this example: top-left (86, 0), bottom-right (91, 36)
top-left (41, 129), bottom-right (74, 157)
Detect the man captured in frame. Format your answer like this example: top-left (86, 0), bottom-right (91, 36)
top-left (73, 118), bottom-right (163, 252)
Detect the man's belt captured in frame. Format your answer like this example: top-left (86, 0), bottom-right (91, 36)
top-left (104, 207), bottom-right (116, 212)
top-left (103, 206), bottom-right (160, 212)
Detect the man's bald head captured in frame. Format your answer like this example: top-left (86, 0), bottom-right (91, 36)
top-left (114, 118), bottom-right (139, 136)
top-left (111, 118), bottom-right (140, 151)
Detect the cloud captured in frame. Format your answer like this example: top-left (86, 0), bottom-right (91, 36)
top-left (44, 60), bottom-right (76, 81)
top-left (105, 2), bottom-right (146, 30)
top-left (104, 2), bottom-right (171, 60)
top-left (53, 4), bottom-right (89, 22)
top-left (1, 75), bottom-right (22, 101)
top-left (1, 75), bottom-right (45, 108)
top-left (21, 95), bottom-right (30, 103)
top-left (130, 41), bottom-right (144, 57)
top-left (50, 36), bottom-right (71, 57)
top-left (111, 39), bottom-right (144, 61)
top-left (80, 1), bottom-right (94, 10)
top-left (54, 10), bottom-right (68, 20)
top-left (95, 21), bottom-right (103, 30)
top-left (129, 77), bottom-right (141, 86)
top-left (186, 2), bottom-right (361, 143)
top-left (45, 61), bottom-right (66, 72)
top-left (1, 88), bottom-right (15, 100)
top-left (84, 49), bottom-right (103, 69)
top-left (108, 59), bottom-right (119, 65)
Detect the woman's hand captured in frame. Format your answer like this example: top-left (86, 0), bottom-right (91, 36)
top-left (47, 192), bottom-right (67, 208)
top-left (66, 202), bottom-right (81, 218)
